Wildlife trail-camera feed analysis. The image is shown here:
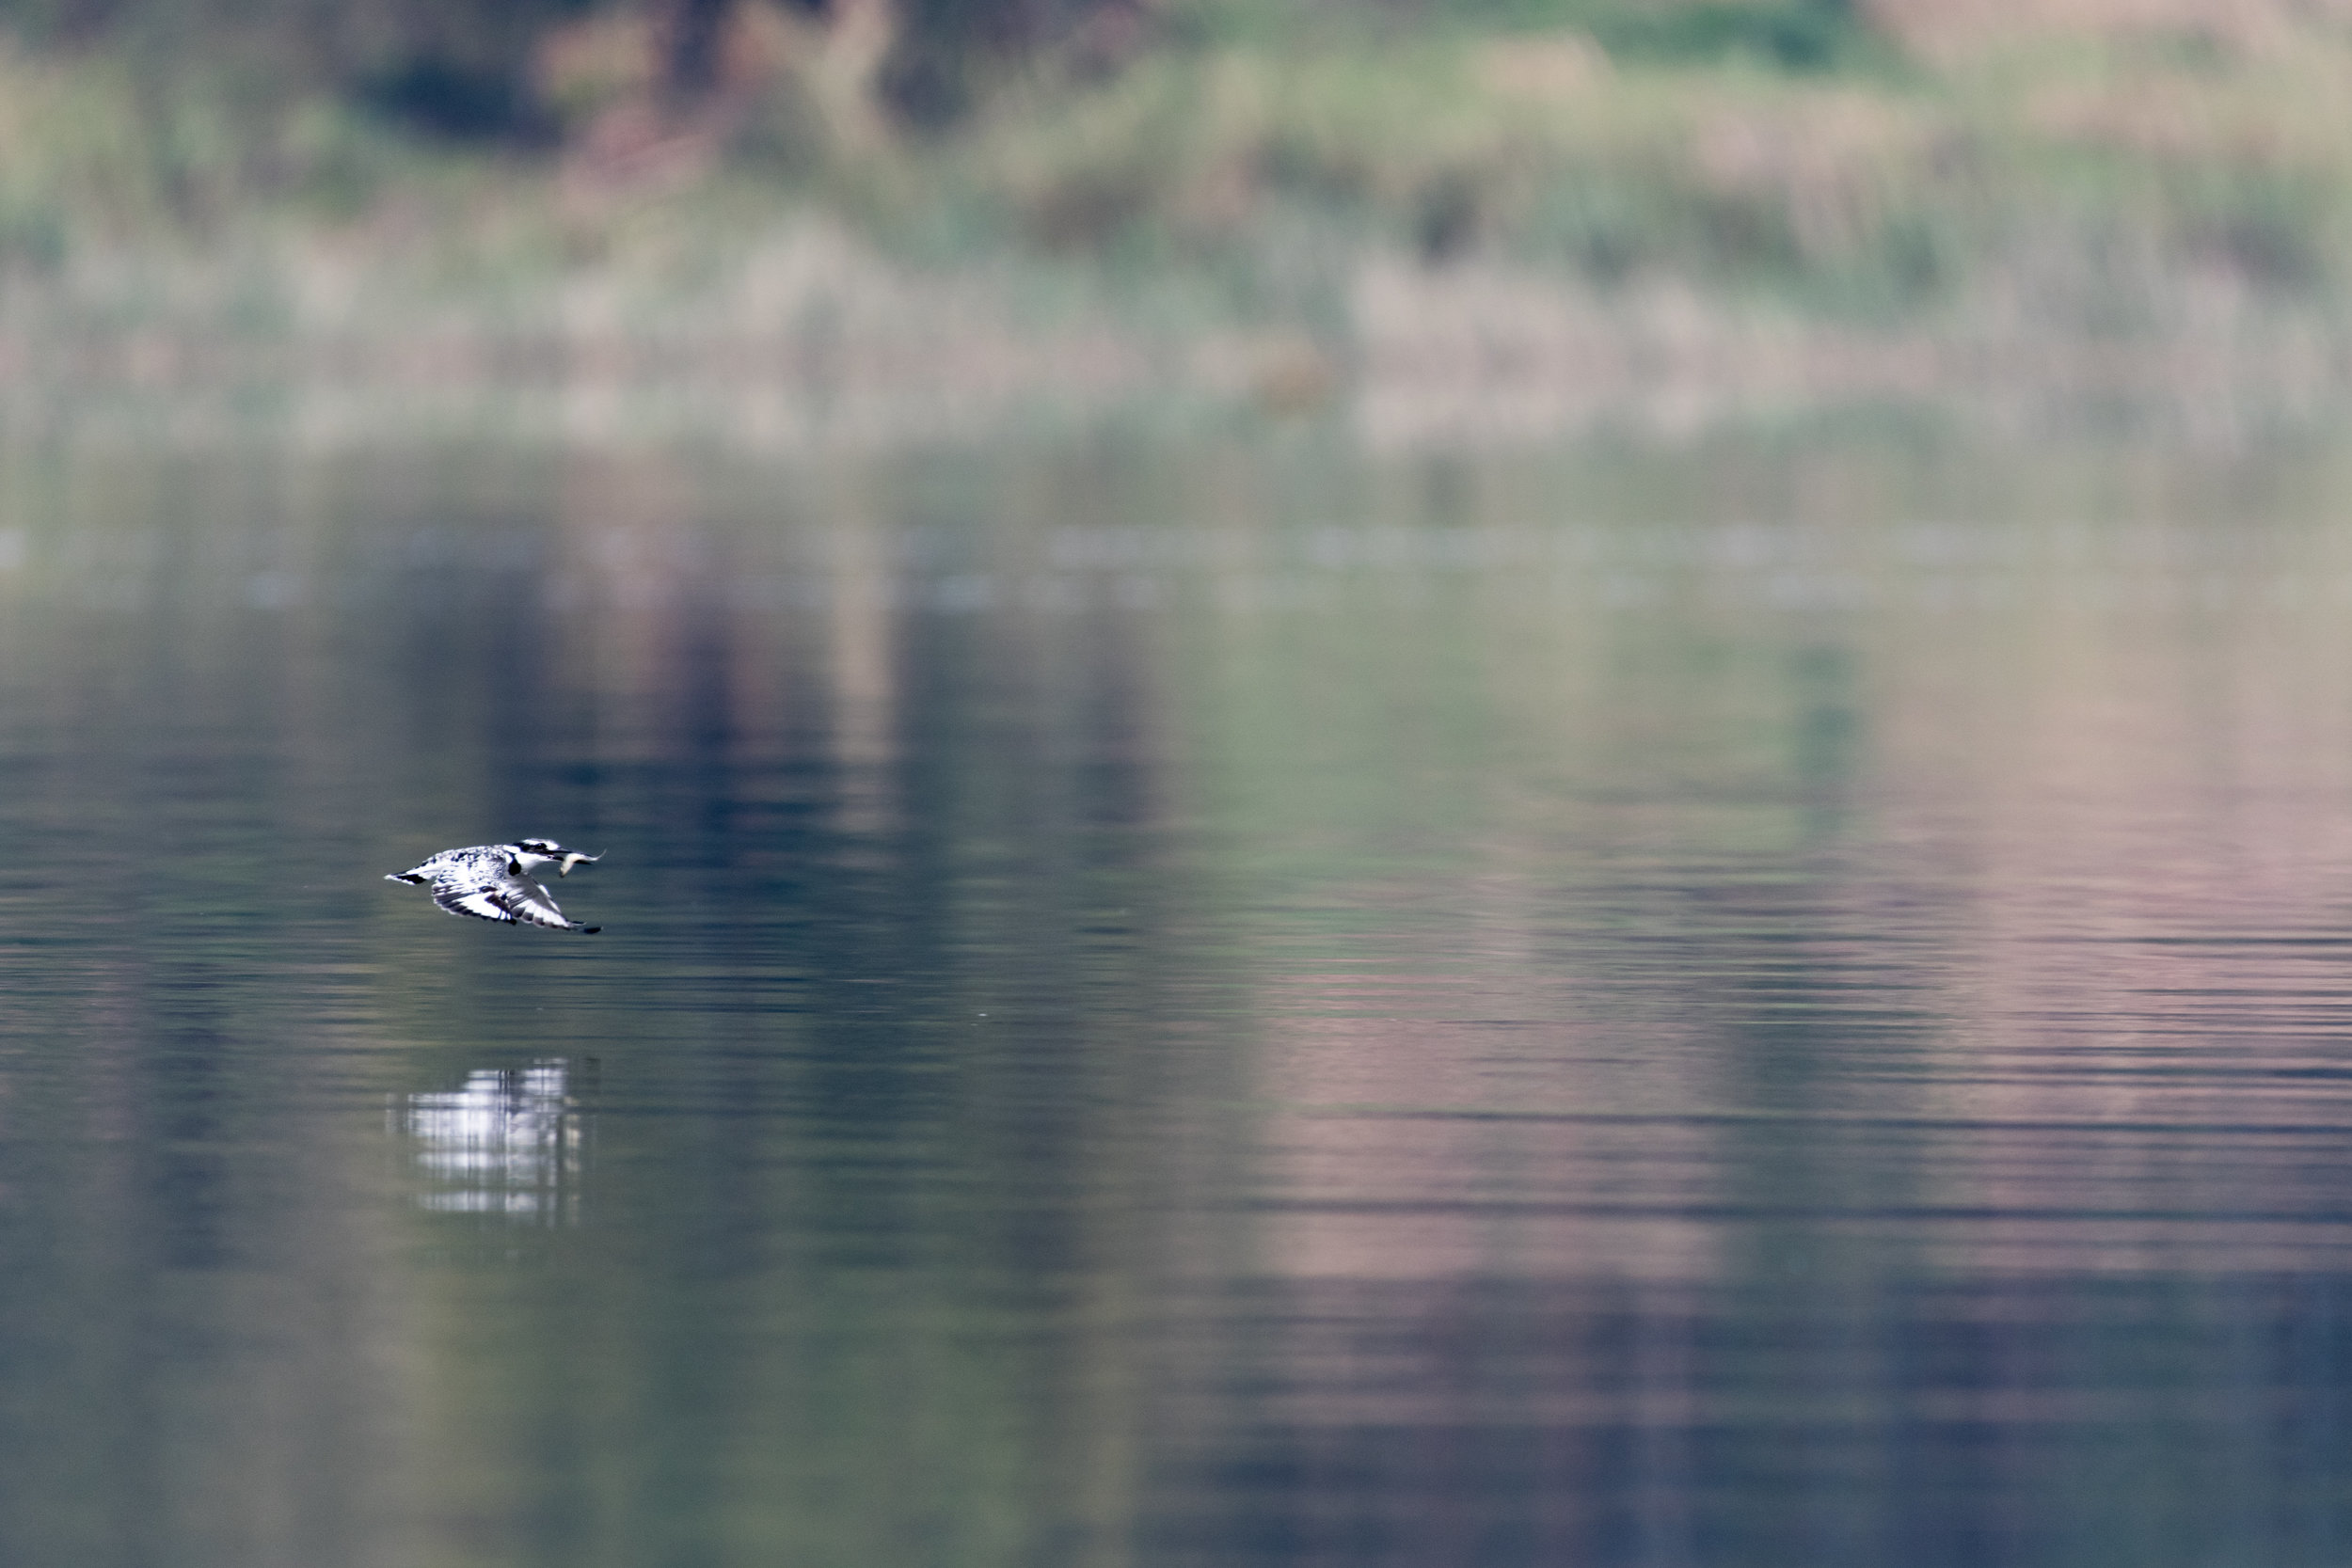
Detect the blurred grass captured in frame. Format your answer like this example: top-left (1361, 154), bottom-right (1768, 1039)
top-left (2, 0), bottom-right (2352, 425)
top-left (943, 10), bottom-right (2352, 314)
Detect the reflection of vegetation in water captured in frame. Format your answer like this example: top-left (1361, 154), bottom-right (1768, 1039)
top-left (12, 433), bottom-right (2352, 1560)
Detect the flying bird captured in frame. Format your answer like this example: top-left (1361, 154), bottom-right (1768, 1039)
top-left (386, 838), bottom-right (602, 933)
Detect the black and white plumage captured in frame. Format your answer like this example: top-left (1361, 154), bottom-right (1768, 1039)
top-left (386, 838), bottom-right (602, 933)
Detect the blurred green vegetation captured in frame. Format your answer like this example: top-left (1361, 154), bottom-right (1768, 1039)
top-left (0, 0), bottom-right (2344, 363)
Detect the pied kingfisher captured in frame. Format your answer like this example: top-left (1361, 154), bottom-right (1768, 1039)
top-left (387, 838), bottom-right (603, 933)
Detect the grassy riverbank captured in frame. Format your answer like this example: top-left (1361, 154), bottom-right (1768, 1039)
top-left (4, 1), bottom-right (2352, 436)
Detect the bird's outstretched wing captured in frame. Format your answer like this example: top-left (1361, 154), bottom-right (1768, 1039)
top-left (433, 864), bottom-right (600, 933)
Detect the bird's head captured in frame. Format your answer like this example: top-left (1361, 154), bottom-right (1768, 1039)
top-left (515, 838), bottom-right (601, 877)
top-left (511, 837), bottom-right (565, 873)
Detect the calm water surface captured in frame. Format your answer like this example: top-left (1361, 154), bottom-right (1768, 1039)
top-left (4, 430), bottom-right (2352, 1565)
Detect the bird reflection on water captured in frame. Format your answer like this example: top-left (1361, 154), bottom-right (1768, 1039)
top-left (396, 1058), bottom-right (591, 1222)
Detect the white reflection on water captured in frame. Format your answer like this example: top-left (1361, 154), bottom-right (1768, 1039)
top-left (395, 1058), bottom-right (587, 1223)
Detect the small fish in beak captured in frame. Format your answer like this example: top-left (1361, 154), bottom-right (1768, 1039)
top-left (558, 851), bottom-right (599, 877)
